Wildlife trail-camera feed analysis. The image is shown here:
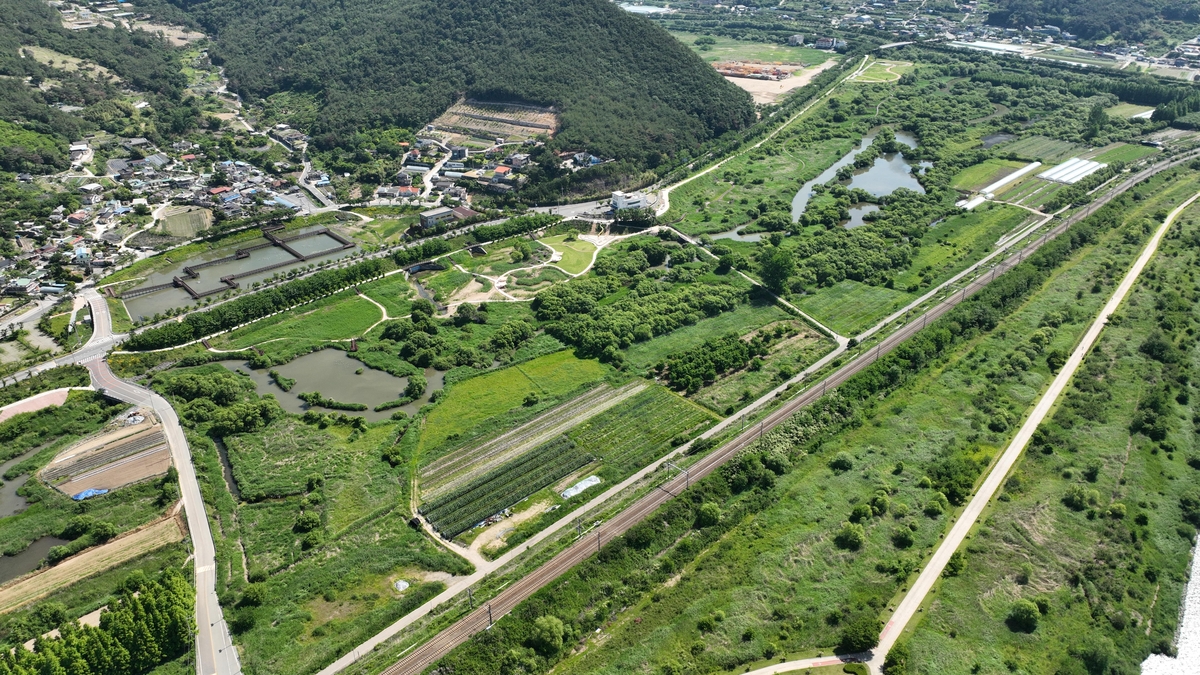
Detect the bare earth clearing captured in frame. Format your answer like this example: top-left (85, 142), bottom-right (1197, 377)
top-left (726, 59), bottom-right (838, 104)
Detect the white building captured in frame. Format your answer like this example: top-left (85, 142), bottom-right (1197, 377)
top-left (611, 190), bottom-right (647, 210)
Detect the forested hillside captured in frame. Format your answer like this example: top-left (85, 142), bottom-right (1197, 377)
top-left (986, 0), bottom-right (1199, 41)
top-left (0, 0), bottom-right (196, 172)
top-left (157, 0), bottom-right (755, 164)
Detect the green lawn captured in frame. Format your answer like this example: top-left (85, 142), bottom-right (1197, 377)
top-left (214, 291), bottom-right (382, 349)
top-left (624, 300), bottom-right (790, 371)
top-left (795, 280), bottom-right (913, 336)
top-left (670, 31), bottom-right (830, 65)
top-left (357, 274), bottom-right (414, 317)
top-left (1092, 142), bottom-right (1158, 164)
top-left (1105, 102), bottom-right (1155, 118)
top-left (538, 234), bottom-right (596, 275)
top-left (950, 159), bottom-right (1028, 191)
top-left (107, 297), bottom-right (134, 333)
top-left (419, 351), bottom-right (609, 456)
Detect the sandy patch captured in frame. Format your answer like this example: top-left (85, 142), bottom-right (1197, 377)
top-left (727, 59), bottom-right (837, 104)
top-left (448, 278), bottom-right (500, 306)
top-left (470, 500), bottom-right (550, 553)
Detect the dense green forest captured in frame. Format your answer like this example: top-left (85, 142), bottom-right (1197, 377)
top-left (986, 0), bottom-right (1200, 42)
top-left (151, 0), bottom-right (755, 164)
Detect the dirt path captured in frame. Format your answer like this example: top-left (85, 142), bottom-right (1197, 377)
top-left (0, 514), bottom-right (185, 614)
top-left (470, 501), bottom-right (549, 554)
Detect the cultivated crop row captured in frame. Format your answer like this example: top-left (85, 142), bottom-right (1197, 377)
top-left (421, 436), bottom-right (591, 538)
top-left (570, 387), bottom-right (715, 475)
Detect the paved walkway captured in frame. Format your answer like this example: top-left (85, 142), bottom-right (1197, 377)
top-left (0, 387), bottom-right (93, 423)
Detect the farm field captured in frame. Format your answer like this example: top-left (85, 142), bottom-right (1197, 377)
top-left (1092, 142), bottom-right (1159, 164)
top-left (211, 290), bottom-right (382, 350)
top-left (538, 234), bottom-right (596, 275)
top-left (795, 280), bottom-right (912, 336)
top-left (417, 351), bottom-right (610, 458)
top-left (950, 158), bottom-right (1028, 191)
top-left (420, 383), bottom-right (644, 498)
top-left (905, 201), bottom-right (1200, 675)
top-left (421, 435), bottom-right (592, 538)
top-left (997, 177), bottom-right (1067, 209)
top-left (670, 31), bottom-right (829, 65)
top-left (159, 205), bottom-right (213, 237)
top-left (999, 136), bottom-right (1082, 163)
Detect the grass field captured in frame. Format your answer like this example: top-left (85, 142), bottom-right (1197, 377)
top-left (213, 291), bottom-right (382, 349)
top-left (159, 206), bottom-right (213, 237)
top-left (418, 351), bottom-right (609, 455)
top-left (694, 321), bottom-right (833, 414)
top-left (1002, 136), bottom-right (1081, 163)
top-left (357, 274), bottom-right (413, 317)
top-left (107, 297), bottom-right (134, 333)
top-left (950, 159), bottom-right (1028, 191)
top-left (624, 299), bottom-right (790, 371)
top-left (670, 32), bottom-right (829, 65)
top-left (891, 204), bottom-right (1031, 293)
top-left (853, 60), bottom-right (912, 83)
top-left (906, 200), bottom-right (1200, 675)
top-left (795, 280), bottom-right (913, 336)
top-left (1105, 102), bottom-right (1155, 118)
top-left (538, 234), bottom-right (596, 275)
top-left (421, 269), bottom-right (472, 302)
top-left (0, 517), bottom-right (184, 613)
top-left (1092, 142), bottom-right (1159, 164)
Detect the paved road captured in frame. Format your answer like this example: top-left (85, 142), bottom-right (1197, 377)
top-left (380, 151), bottom-right (1200, 675)
top-left (81, 289), bottom-right (242, 675)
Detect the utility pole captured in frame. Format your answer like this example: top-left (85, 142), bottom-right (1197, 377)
top-left (487, 603), bottom-right (493, 627)
top-left (596, 531), bottom-right (601, 553)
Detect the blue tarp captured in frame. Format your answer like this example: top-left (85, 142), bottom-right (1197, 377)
top-left (72, 488), bottom-right (109, 501)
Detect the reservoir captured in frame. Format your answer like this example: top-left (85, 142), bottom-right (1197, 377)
top-left (790, 130), bottom-right (930, 223)
top-left (123, 226), bottom-right (359, 321)
top-left (219, 349), bottom-right (446, 422)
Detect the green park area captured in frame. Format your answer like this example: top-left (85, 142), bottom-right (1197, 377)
top-left (538, 234), bottom-right (596, 275)
top-left (671, 32), bottom-right (831, 65)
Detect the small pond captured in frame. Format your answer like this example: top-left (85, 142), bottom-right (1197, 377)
top-left (0, 537), bottom-right (69, 585)
top-left (220, 349), bottom-right (445, 422)
top-left (790, 130), bottom-right (931, 223)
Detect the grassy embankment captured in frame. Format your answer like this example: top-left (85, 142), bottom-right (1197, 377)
top-left (903, 200), bottom-right (1200, 675)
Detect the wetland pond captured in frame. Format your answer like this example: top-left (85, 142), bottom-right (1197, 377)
top-left (123, 226), bottom-right (359, 321)
top-left (711, 130), bottom-right (930, 241)
top-left (0, 536), bottom-right (69, 584)
top-left (220, 349), bottom-right (445, 422)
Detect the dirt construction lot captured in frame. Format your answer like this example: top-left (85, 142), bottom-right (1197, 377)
top-left (726, 59), bottom-right (838, 104)
top-left (0, 515), bottom-right (185, 613)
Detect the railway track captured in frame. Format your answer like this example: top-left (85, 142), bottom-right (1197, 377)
top-left (380, 152), bottom-right (1199, 674)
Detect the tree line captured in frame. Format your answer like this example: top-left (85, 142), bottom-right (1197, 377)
top-left (0, 569), bottom-right (194, 675)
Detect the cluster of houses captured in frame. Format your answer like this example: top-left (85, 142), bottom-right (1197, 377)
top-left (374, 141), bottom-right (542, 204)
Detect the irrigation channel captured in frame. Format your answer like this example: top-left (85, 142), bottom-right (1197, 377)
top-left (119, 225), bottom-right (357, 321)
top-left (378, 151), bottom-right (1200, 675)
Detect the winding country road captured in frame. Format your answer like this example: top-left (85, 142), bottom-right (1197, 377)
top-left (74, 289), bottom-right (242, 675)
